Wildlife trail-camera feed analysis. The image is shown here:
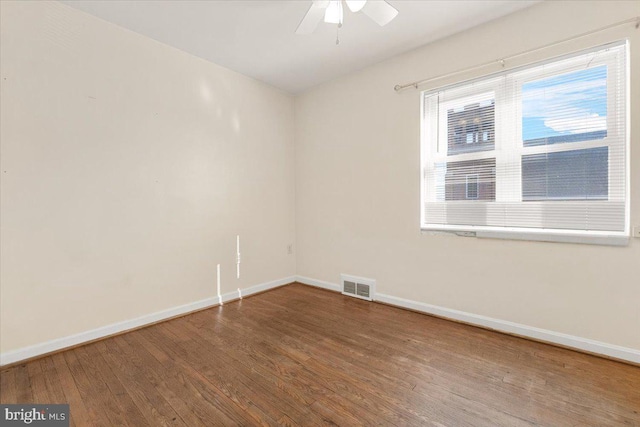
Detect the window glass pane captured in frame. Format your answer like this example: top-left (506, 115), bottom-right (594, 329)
top-left (522, 147), bottom-right (608, 201)
top-left (522, 66), bottom-right (607, 147)
top-left (437, 158), bottom-right (496, 201)
top-left (466, 174), bottom-right (479, 199)
top-left (447, 100), bottom-right (495, 154)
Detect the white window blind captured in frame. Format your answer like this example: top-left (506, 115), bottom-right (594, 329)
top-left (421, 42), bottom-right (629, 245)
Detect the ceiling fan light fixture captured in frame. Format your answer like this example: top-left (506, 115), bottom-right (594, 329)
top-left (296, 0), bottom-right (398, 37)
top-left (345, 0), bottom-right (367, 12)
top-left (324, 0), bottom-right (343, 25)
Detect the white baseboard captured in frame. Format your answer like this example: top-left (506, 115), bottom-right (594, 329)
top-left (296, 276), bottom-right (640, 364)
top-left (5, 275), bottom-right (637, 366)
top-left (0, 276), bottom-right (296, 367)
top-left (295, 275), bottom-right (341, 292)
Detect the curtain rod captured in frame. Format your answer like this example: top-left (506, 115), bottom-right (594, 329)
top-left (393, 16), bottom-right (640, 93)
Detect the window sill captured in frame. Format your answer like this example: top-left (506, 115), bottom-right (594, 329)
top-left (421, 227), bottom-right (629, 246)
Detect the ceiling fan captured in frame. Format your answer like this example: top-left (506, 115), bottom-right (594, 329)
top-left (296, 0), bottom-right (399, 35)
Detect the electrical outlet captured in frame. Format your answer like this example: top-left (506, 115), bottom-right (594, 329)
top-left (287, 244), bottom-right (293, 255)
top-left (633, 226), bottom-right (640, 238)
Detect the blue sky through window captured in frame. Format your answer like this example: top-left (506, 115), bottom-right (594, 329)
top-left (522, 65), bottom-right (607, 142)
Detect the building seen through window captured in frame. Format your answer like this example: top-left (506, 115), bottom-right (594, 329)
top-left (445, 101), bottom-right (496, 201)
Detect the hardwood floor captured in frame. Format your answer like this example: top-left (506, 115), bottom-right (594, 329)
top-left (1, 283), bottom-right (639, 426)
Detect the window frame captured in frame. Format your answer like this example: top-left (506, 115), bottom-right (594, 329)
top-left (420, 41), bottom-right (629, 246)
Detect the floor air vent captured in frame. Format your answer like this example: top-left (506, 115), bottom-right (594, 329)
top-left (341, 274), bottom-right (376, 301)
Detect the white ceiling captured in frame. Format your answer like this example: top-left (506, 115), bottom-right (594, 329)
top-left (61, 0), bottom-right (538, 94)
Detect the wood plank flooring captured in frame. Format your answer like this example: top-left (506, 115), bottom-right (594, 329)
top-left (1, 283), bottom-right (639, 426)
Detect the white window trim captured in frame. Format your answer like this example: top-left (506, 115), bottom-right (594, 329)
top-left (420, 41), bottom-right (630, 246)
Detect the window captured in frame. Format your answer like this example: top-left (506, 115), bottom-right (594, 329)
top-left (421, 42), bottom-right (628, 245)
top-left (465, 174), bottom-right (479, 200)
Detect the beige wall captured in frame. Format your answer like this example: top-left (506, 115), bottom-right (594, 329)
top-left (0, 1), bottom-right (295, 353)
top-left (295, 1), bottom-right (640, 350)
top-left (2, 0), bottom-right (639, 358)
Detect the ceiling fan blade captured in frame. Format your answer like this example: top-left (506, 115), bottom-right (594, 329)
top-left (362, 0), bottom-right (398, 27)
top-left (345, 0), bottom-right (367, 12)
top-left (296, 0), bottom-right (330, 35)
